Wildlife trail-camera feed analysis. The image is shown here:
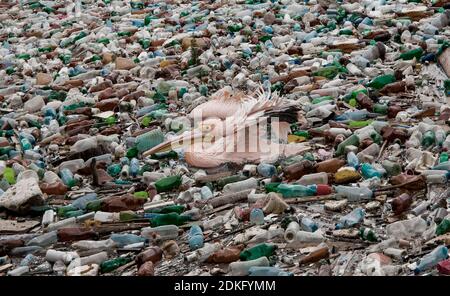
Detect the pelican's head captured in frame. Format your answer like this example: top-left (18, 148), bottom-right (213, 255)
top-left (196, 117), bottom-right (224, 139)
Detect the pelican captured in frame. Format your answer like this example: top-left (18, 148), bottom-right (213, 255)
top-left (143, 86), bottom-right (310, 168)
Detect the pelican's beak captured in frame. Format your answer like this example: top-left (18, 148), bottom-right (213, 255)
top-left (142, 130), bottom-right (204, 157)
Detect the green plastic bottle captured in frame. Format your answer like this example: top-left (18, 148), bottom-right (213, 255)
top-left (65, 210), bottom-right (85, 218)
top-left (154, 175), bottom-right (182, 192)
top-left (16, 53), bottom-right (31, 60)
top-left (97, 37), bottom-right (110, 44)
top-left (373, 103), bottom-right (388, 115)
top-left (264, 182), bottom-right (281, 193)
top-left (126, 147), bottom-right (138, 158)
top-left (303, 152), bottom-right (315, 162)
top-left (0, 147), bottom-right (13, 156)
top-left (436, 219), bottom-right (450, 236)
top-left (86, 200), bottom-right (102, 212)
top-left (239, 243), bottom-right (277, 261)
top-left (335, 134), bottom-right (360, 156)
top-left (367, 74), bottom-right (396, 89)
top-left (133, 191), bottom-right (148, 199)
top-left (3, 167), bottom-right (15, 184)
top-left (312, 66), bottom-right (341, 79)
top-left (150, 213), bottom-right (190, 227)
top-left (119, 211), bottom-right (140, 222)
top-left (150, 150), bottom-right (178, 160)
top-left (20, 137), bottom-right (32, 151)
top-left (276, 184), bottom-right (316, 198)
top-left (38, 47), bottom-right (54, 53)
top-left (139, 39), bottom-right (151, 49)
top-left (398, 47), bottom-right (423, 60)
top-left (293, 130), bottom-right (310, 138)
top-left (312, 96), bottom-right (333, 104)
top-left (422, 130), bottom-right (435, 148)
top-left (100, 257), bottom-right (133, 273)
top-left (57, 205), bottom-right (79, 217)
top-left (382, 160), bottom-right (402, 176)
top-left (107, 164), bottom-right (122, 177)
top-left (145, 205), bottom-right (185, 214)
top-left (348, 120), bottom-right (372, 128)
top-left (439, 152), bottom-right (449, 163)
top-left (60, 168), bottom-right (77, 188)
top-left (135, 129), bottom-right (165, 153)
top-left (339, 29), bottom-right (353, 35)
top-left (144, 14), bottom-right (152, 25)
top-left (359, 227), bottom-right (377, 242)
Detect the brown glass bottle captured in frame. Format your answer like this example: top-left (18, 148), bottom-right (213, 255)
top-left (57, 227), bottom-right (98, 242)
top-left (101, 195), bottom-right (146, 212)
top-left (40, 182), bottom-right (69, 195)
top-left (137, 261), bottom-right (154, 276)
top-left (356, 93), bottom-right (374, 111)
top-left (206, 245), bottom-right (244, 264)
top-left (283, 160), bottom-right (316, 181)
top-left (298, 247), bottom-right (329, 265)
top-left (96, 98), bottom-right (119, 111)
top-left (391, 193), bottom-right (413, 215)
top-left (135, 246), bottom-right (163, 267)
top-left (315, 158), bottom-right (345, 173)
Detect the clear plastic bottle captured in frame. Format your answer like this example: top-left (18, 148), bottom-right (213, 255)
top-left (223, 177), bottom-right (258, 194)
top-left (26, 231), bottom-right (58, 247)
top-left (286, 230), bottom-right (325, 247)
top-left (386, 216), bottom-right (427, 239)
top-left (229, 256), bottom-right (270, 276)
top-left (297, 172), bottom-right (328, 185)
top-left (334, 186), bottom-right (373, 201)
top-left (284, 221), bottom-right (301, 242)
top-left (72, 239), bottom-right (116, 251)
top-left (110, 234), bottom-right (146, 248)
top-left (141, 225), bottom-right (179, 241)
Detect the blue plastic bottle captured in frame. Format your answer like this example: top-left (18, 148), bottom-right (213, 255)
top-left (414, 245), bottom-right (448, 274)
top-left (257, 163), bottom-right (277, 178)
top-left (188, 225), bottom-right (204, 251)
top-left (110, 233), bottom-right (146, 248)
top-left (336, 208), bottom-right (365, 229)
top-left (129, 158), bottom-right (140, 177)
top-left (360, 163), bottom-right (382, 179)
top-left (71, 193), bottom-right (98, 210)
top-left (248, 266), bottom-right (293, 276)
top-left (250, 208), bottom-right (265, 225)
top-left (300, 217), bottom-right (318, 232)
top-left (347, 151), bottom-right (359, 168)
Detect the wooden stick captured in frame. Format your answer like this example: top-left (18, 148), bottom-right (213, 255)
top-left (285, 194), bottom-right (337, 204)
top-left (376, 140), bottom-right (387, 161)
top-left (197, 189), bottom-right (252, 208)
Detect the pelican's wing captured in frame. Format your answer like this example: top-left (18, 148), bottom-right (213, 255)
top-left (188, 86), bottom-right (249, 120)
top-left (224, 86), bottom-right (299, 140)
